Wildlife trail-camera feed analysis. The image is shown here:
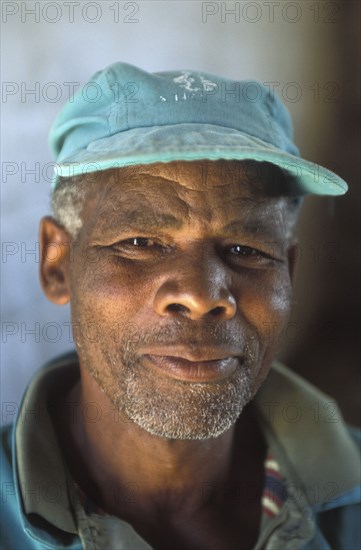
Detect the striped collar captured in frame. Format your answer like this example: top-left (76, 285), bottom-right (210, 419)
top-left (254, 361), bottom-right (361, 511)
top-left (262, 455), bottom-right (288, 518)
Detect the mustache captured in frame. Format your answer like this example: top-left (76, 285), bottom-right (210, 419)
top-left (119, 319), bottom-right (259, 349)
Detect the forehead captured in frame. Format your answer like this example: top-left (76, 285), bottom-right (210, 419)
top-left (82, 160), bottom-right (293, 233)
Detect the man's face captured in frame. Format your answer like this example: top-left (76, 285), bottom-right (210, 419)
top-left (55, 161), bottom-right (296, 439)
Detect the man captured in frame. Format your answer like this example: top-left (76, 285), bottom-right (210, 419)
top-left (1, 63), bottom-right (360, 549)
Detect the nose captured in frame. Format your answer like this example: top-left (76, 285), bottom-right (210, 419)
top-left (153, 250), bottom-right (237, 321)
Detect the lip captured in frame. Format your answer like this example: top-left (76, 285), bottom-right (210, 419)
top-left (140, 345), bottom-right (241, 363)
top-left (141, 347), bottom-right (242, 382)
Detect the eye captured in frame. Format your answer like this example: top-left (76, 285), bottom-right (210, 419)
top-left (230, 245), bottom-right (259, 256)
top-left (226, 244), bottom-right (276, 265)
top-left (111, 237), bottom-right (170, 258)
top-left (126, 237), bottom-right (156, 248)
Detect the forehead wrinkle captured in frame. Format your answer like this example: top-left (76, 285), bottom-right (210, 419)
top-left (90, 171), bottom-right (194, 228)
top-left (85, 188), bottom-right (187, 237)
top-left (103, 170), bottom-right (191, 204)
top-left (91, 164), bottom-right (247, 212)
top-left (83, 164), bottom-right (291, 239)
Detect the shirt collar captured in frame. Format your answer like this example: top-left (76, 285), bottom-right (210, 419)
top-left (254, 361), bottom-right (361, 508)
top-left (15, 352), bottom-right (80, 535)
top-left (14, 353), bottom-right (360, 540)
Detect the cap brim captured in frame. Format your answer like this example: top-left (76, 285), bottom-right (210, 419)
top-left (53, 123), bottom-right (347, 195)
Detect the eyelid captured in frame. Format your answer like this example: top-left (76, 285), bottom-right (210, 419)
top-left (111, 236), bottom-right (172, 255)
top-left (225, 242), bottom-right (283, 263)
top-left (117, 239), bottom-right (155, 248)
top-left (113, 233), bottom-right (170, 244)
top-left (124, 237), bottom-right (157, 246)
top-left (228, 244), bottom-right (268, 257)
top-left (223, 238), bottom-right (275, 253)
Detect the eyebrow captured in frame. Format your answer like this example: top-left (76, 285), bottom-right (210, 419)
top-left (221, 219), bottom-right (282, 240)
top-left (111, 209), bottom-right (183, 232)
top-left (107, 209), bottom-right (282, 241)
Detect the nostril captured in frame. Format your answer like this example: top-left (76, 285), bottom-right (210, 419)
top-left (167, 303), bottom-right (189, 315)
top-left (209, 306), bottom-right (224, 317)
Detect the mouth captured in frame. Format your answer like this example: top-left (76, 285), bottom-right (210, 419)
top-left (141, 348), bottom-right (242, 383)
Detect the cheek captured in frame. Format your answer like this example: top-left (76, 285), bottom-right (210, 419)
top-left (234, 269), bottom-right (293, 386)
top-left (69, 255), bottom-right (156, 330)
top-left (235, 268), bottom-right (293, 342)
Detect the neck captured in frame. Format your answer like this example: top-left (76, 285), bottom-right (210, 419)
top-left (57, 365), bottom-right (264, 520)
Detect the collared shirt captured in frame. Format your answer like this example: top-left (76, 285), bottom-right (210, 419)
top-left (1, 352), bottom-right (360, 549)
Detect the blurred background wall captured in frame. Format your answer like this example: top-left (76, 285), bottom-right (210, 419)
top-left (1, 1), bottom-right (360, 425)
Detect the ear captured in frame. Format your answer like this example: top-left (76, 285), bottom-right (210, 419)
top-left (39, 216), bottom-right (72, 305)
top-left (287, 241), bottom-right (299, 288)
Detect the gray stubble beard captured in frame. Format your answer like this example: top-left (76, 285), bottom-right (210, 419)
top-left (90, 341), bottom-right (261, 441)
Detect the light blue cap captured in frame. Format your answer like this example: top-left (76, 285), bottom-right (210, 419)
top-left (49, 62), bottom-right (347, 195)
